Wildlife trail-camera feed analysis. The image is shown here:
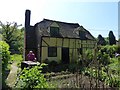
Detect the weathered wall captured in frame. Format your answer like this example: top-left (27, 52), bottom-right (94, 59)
top-left (40, 37), bottom-right (96, 63)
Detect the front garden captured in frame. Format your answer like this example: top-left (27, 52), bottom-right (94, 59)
top-left (1, 40), bottom-right (120, 89)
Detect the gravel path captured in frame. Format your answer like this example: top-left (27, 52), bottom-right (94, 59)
top-left (6, 61), bottom-right (18, 88)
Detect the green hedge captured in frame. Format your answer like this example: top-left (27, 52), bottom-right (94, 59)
top-left (0, 41), bottom-right (10, 72)
top-left (0, 41), bottom-right (11, 88)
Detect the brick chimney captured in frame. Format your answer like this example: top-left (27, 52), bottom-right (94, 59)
top-left (24, 10), bottom-right (37, 61)
top-left (25, 9), bottom-right (31, 28)
top-left (24, 9), bottom-right (31, 60)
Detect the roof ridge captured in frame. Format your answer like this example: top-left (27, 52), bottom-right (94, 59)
top-left (43, 18), bottom-right (79, 25)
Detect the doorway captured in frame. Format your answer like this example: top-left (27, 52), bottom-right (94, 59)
top-left (62, 47), bottom-right (69, 64)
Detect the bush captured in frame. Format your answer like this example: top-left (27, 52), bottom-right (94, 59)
top-left (0, 41), bottom-right (11, 88)
top-left (0, 41), bottom-right (11, 71)
top-left (84, 49), bottom-right (94, 66)
top-left (83, 45), bottom-right (120, 87)
top-left (97, 45), bottom-right (119, 65)
top-left (48, 61), bottom-right (59, 72)
top-left (101, 45), bottom-right (117, 58)
top-left (17, 63), bottom-right (54, 89)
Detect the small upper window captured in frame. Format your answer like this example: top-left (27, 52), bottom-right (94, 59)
top-left (50, 27), bottom-right (59, 37)
top-left (79, 31), bottom-right (86, 40)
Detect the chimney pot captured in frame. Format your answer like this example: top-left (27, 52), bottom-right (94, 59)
top-left (25, 9), bottom-right (31, 28)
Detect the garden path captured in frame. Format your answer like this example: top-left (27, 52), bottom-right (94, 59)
top-left (6, 61), bottom-right (18, 88)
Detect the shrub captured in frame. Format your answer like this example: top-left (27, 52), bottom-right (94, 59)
top-left (0, 41), bottom-right (11, 71)
top-left (101, 45), bottom-right (117, 58)
top-left (68, 63), bottom-right (77, 73)
top-left (84, 49), bottom-right (94, 66)
top-left (0, 41), bottom-right (11, 88)
top-left (48, 61), bottom-right (58, 72)
top-left (18, 63), bottom-right (54, 89)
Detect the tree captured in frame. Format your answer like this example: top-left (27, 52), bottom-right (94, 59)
top-left (119, 38), bottom-right (120, 46)
top-left (104, 37), bottom-right (109, 45)
top-left (97, 34), bottom-right (106, 45)
top-left (108, 31), bottom-right (116, 45)
top-left (0, 21), bottom-right (24, 52)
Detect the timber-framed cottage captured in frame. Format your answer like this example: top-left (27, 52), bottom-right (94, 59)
top-left (24, 10), bottom-right (96, 64)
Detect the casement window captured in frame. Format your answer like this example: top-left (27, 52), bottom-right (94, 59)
top-left (79, 31), bottom-right (86, 40)
top-left (48, 47), bottom-right (57, 57)
top-left (50, 27), bottom-right (59, 37)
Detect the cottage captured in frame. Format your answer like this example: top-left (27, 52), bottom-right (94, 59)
top-left (24, 10), bottom-right (96, 64)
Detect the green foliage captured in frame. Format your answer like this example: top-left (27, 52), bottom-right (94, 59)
top-left (10, 54), bottom-right (23, 62)
top-left (98, 52), bottom-right (110, 65)
top-left (83, 45), bottom-right (120, 87)
top-left (10, 54), bottom-right (23, 68)
top-left (84, 49), bottom-right (94, 66)
top-left (104, 37), bottom-right (109, 45)
top-left (0, 33), bottom-right (3, 39)
top-left (0, 21), bottom-right (24, 52)
top-left (116, 45), bottom-right (120, 53)
top-left (109, 58), bottom-right (119, 75)
top-left (0, 41), bottom-right (11, 87)
top-left (18, 64), bottom-right (54, 89)
top-left (100, 45), bottom-right (117, 58)
top-left (68, 63), bottom-right (78, 73)
top-left (84, 66), bottom-right (120, 87)
top-left (97, 34), bottom-right (106, 45)
top-left (0, 41), bottom-right (10, 71)
top-left (108, 31), bottom-right (116, 45)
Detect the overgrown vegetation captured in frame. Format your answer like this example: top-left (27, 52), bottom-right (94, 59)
top-left (10, 54), bottom-right (23, 67)
top-left (42, 45), bottom-right (120, 88)
top-left (97, 30), bottom-right (117, 46)
top-left (0, 40), bottom-right (23, 88)
top-left (15, 64), bottom-right (54, 89)
top-left (83, 45), bottom-right (120, 87)
top-left (0, 21), bottom-right (24, 53)
top-left (0, 41), bottom-right (10, 71)
top-left (0, 41), bottom-right (11, 88)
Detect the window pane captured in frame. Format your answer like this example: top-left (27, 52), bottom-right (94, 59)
top-left (48, 47), bottom-right (57, 57)
top-left (50, 27), bottom-right (59, 37)
top-left (79, 31), bottom-right (86, 40)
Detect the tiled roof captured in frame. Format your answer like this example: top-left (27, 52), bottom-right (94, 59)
top-left (34, 19), bottom-right (95, 40)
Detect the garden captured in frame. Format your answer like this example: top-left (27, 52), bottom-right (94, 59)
top-left (1, 21), bottom-right (120, 89)
top-left (1, 39), bottom-right (120, 89)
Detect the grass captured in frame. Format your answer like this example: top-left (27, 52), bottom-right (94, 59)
top-left (7, 54), bottom-right (23, 69)
top-left (10, 54), bottom-right (23, 62)
top-left (6, 54), bottom-right (23, 88)
top-left (10, 54), bottom-right (23, 68)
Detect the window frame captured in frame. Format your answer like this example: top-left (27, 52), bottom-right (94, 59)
top-left (79, 31), bottom-right (86, 40)
top-left (48, 47), bottom-right (57, 57)
top-left (50, 27), bottom-right (59, 37)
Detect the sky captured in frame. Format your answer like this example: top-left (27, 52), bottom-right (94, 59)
top-left (0, 0), bottom-right (119, 39)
